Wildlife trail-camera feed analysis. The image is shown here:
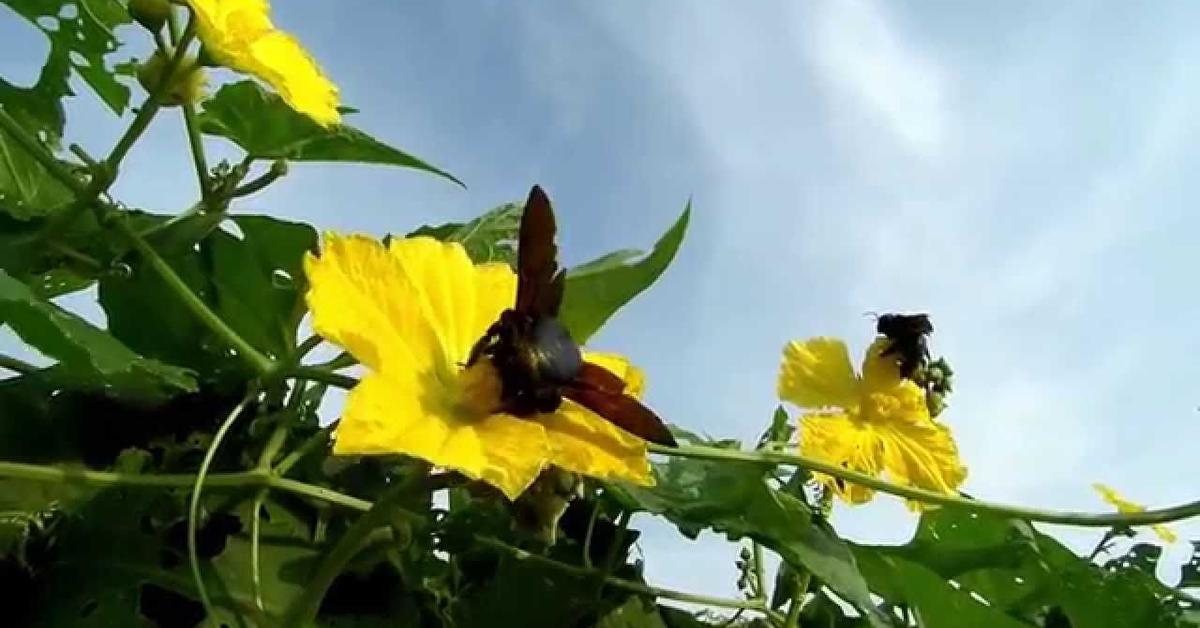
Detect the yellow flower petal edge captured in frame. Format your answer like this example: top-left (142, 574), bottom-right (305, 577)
top-left (187, 0), bottom-right (340, 126)
top-left (305, 232), bottom-right (653, 499)
top-left (777, 337), bottom-right (859, 410)
top-left (779, 336), bottom-right (967, 509)
top-left (1093, 483), bottom-right (1177, 544)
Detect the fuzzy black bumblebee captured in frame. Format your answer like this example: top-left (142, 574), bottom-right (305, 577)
top-left (875, 312), bottom-right (933, 379)
top-left (465, 185), bottom-right (676, 446)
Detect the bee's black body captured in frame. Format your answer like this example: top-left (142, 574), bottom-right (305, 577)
top-left (464, 185), bottom-right (676, 446)
top-left (876, 313), bottom-right (933, 379)
top-left (467, 308), bottom-right (582, 416)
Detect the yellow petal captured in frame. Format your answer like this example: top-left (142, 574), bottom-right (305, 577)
top-left (799, 412), bottom-right (881, 504)
top-left (304, 233), bottom-right (438, 374)
top-left (388, 237), bottom-right (514, 366)
top-left (1093, 483), bottom-right (1177, 544)
top-left (334, 372), bottom-right (550, 500)
top-left (187, 0), bottom-right (340, 126)
top-left (582, 351), bottom-right (646, 398)
top-left (542, 402), bottom-right (653, 487)
top-left (870, 383), bottom-right (967, 508)
top-left (861, 336), bottom-right (904, 393)
top-left (244, 29), bottom-right (340, 126)
top-left (778, 338), bottom-right (859, 410)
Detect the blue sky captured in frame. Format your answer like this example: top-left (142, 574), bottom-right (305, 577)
top-left (4, 0), bottom-right (1200, 602)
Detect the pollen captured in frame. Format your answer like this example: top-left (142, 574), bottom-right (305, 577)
top-left (457, 361), bottom-right (504, 419)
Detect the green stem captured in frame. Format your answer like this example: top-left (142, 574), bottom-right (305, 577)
top-left (649, 444), bottom-right (1200, 527)
top-left (188, 392), bottom-right (256, 624)
top-left (273, 425), bottom-right (333, 477)
top-left (112, 218), bottom-right (276, 375)
top-left (477, 537), bottom-right (784, 623)
top-left (783, 571), bottom-right (811, 628)
top-left (106, 99), bottom-right (161, 170)
top-left (165, 11), bottom-right (211, 202)
top-left (751, 542), bottom-right (767, 601)
top-left (249, 488), bottom-right (268, 612)
top-left (270, 476), bottom-right (371, 511)
top-left (232, 160), bottom-right (288, 198)
top-left (0, 461), bottom-right (373, 514)
top-left (0, 354), bottom-right (39, 376)
top-left (279, 480), bottom-right (416, 627)
top-left (0, 107), bottom-right (87, 195)
top-left (294, 334), bottom-right (324, 360)
top-left (286, 366), bottom-right (358, 390)
top-left (582, 500), bottom-right (601, 569)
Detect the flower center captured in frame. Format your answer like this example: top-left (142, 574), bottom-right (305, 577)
top-left (455, 360), bottom-right (504, 420)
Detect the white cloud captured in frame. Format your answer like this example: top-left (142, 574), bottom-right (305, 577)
top-left (805, 0), bottom-right (951, 159)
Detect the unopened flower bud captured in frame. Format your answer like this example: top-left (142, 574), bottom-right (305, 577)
top-left (136, 51), bottom-right (208, 106)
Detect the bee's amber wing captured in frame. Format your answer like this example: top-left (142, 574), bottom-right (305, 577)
top-left (563, 362), bottom-right (677, 447)
top-left (515, 185), bottom-right (564, 316)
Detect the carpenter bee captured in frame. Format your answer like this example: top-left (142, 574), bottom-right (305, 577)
top-left (465, 185), bottom-right (677, 447)
top-left (874, 312), bottom-right (933, 380)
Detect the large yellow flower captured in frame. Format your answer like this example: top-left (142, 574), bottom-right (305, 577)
top-left (304, 233), bottom-right (653, 500)
top-left (1093, 483), bottom-right (1177, 544)
top-left (186, 0), bottom-right (340, 126)
top-left (777, 337), bottom-right (967, 507)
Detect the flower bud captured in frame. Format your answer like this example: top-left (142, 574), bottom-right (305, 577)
top-left (128, 0), bottom-right (172, 32)
top-left (136, 51), bottom-right (208, 106)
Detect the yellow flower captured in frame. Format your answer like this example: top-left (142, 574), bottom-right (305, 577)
top-left (186, 0), bottom-right (340, 126)
top-left (777, 337), bottom-right (967, 508)
top-left (304, 233), bottom-right (653, 500)
top-left (1093, 483), bottom-right (1177, 544)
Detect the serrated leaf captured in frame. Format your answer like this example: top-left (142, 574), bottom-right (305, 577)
top-left (408, 202), bottom-right (522, 264)
top-left (198, 81), bottom-right (461, 185)
top-left (0, 268), bottom-right (196, 400)
top-left (560, 204), bottom-right (690, 343)
top-left (0, 0), bottom-right (132, 122)
top-left (606, 435), bottom-right (883, 626)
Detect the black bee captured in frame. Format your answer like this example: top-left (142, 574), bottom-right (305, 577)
top-left (874, 312), bottom-right (933, 380)
top-left (465, 185), bottom-right (677, 447)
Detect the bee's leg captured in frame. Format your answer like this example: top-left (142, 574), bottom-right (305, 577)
top-left (464, 322), bottom-right (502, 367)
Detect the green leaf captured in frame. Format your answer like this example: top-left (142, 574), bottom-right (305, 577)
top-left (861, 508), bottom-right (1200, 627)
top-left (560, 203), bottom-right (690, 343)
top-left (0, 0), bottom-right (132, 123)
top-left (0, 268), bottom-right (196, 400)
top-left (100, 214), bottom-right (316, 380)
top-left (0, 119), bottom-right (75, 219)
top-left (607, 435), bottom-right (883, 626)
top-left (208, 215), bottom-right (318, 359)
top-left (28, 488), bottom-right (323, 627)
top-left (408, 202), bottom-right (522, 264)
top-left (852, 549), bottom-right (1031, 628)
top-left (596, 596), bottom-right (669, 628)
top-left (1183, 542), bottom-right (1200, 589)
top-left (198, 81), bottom-right (462, 186)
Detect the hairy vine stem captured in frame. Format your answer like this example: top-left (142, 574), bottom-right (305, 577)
top-left (649, 443), bottom-right (1200, 527)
